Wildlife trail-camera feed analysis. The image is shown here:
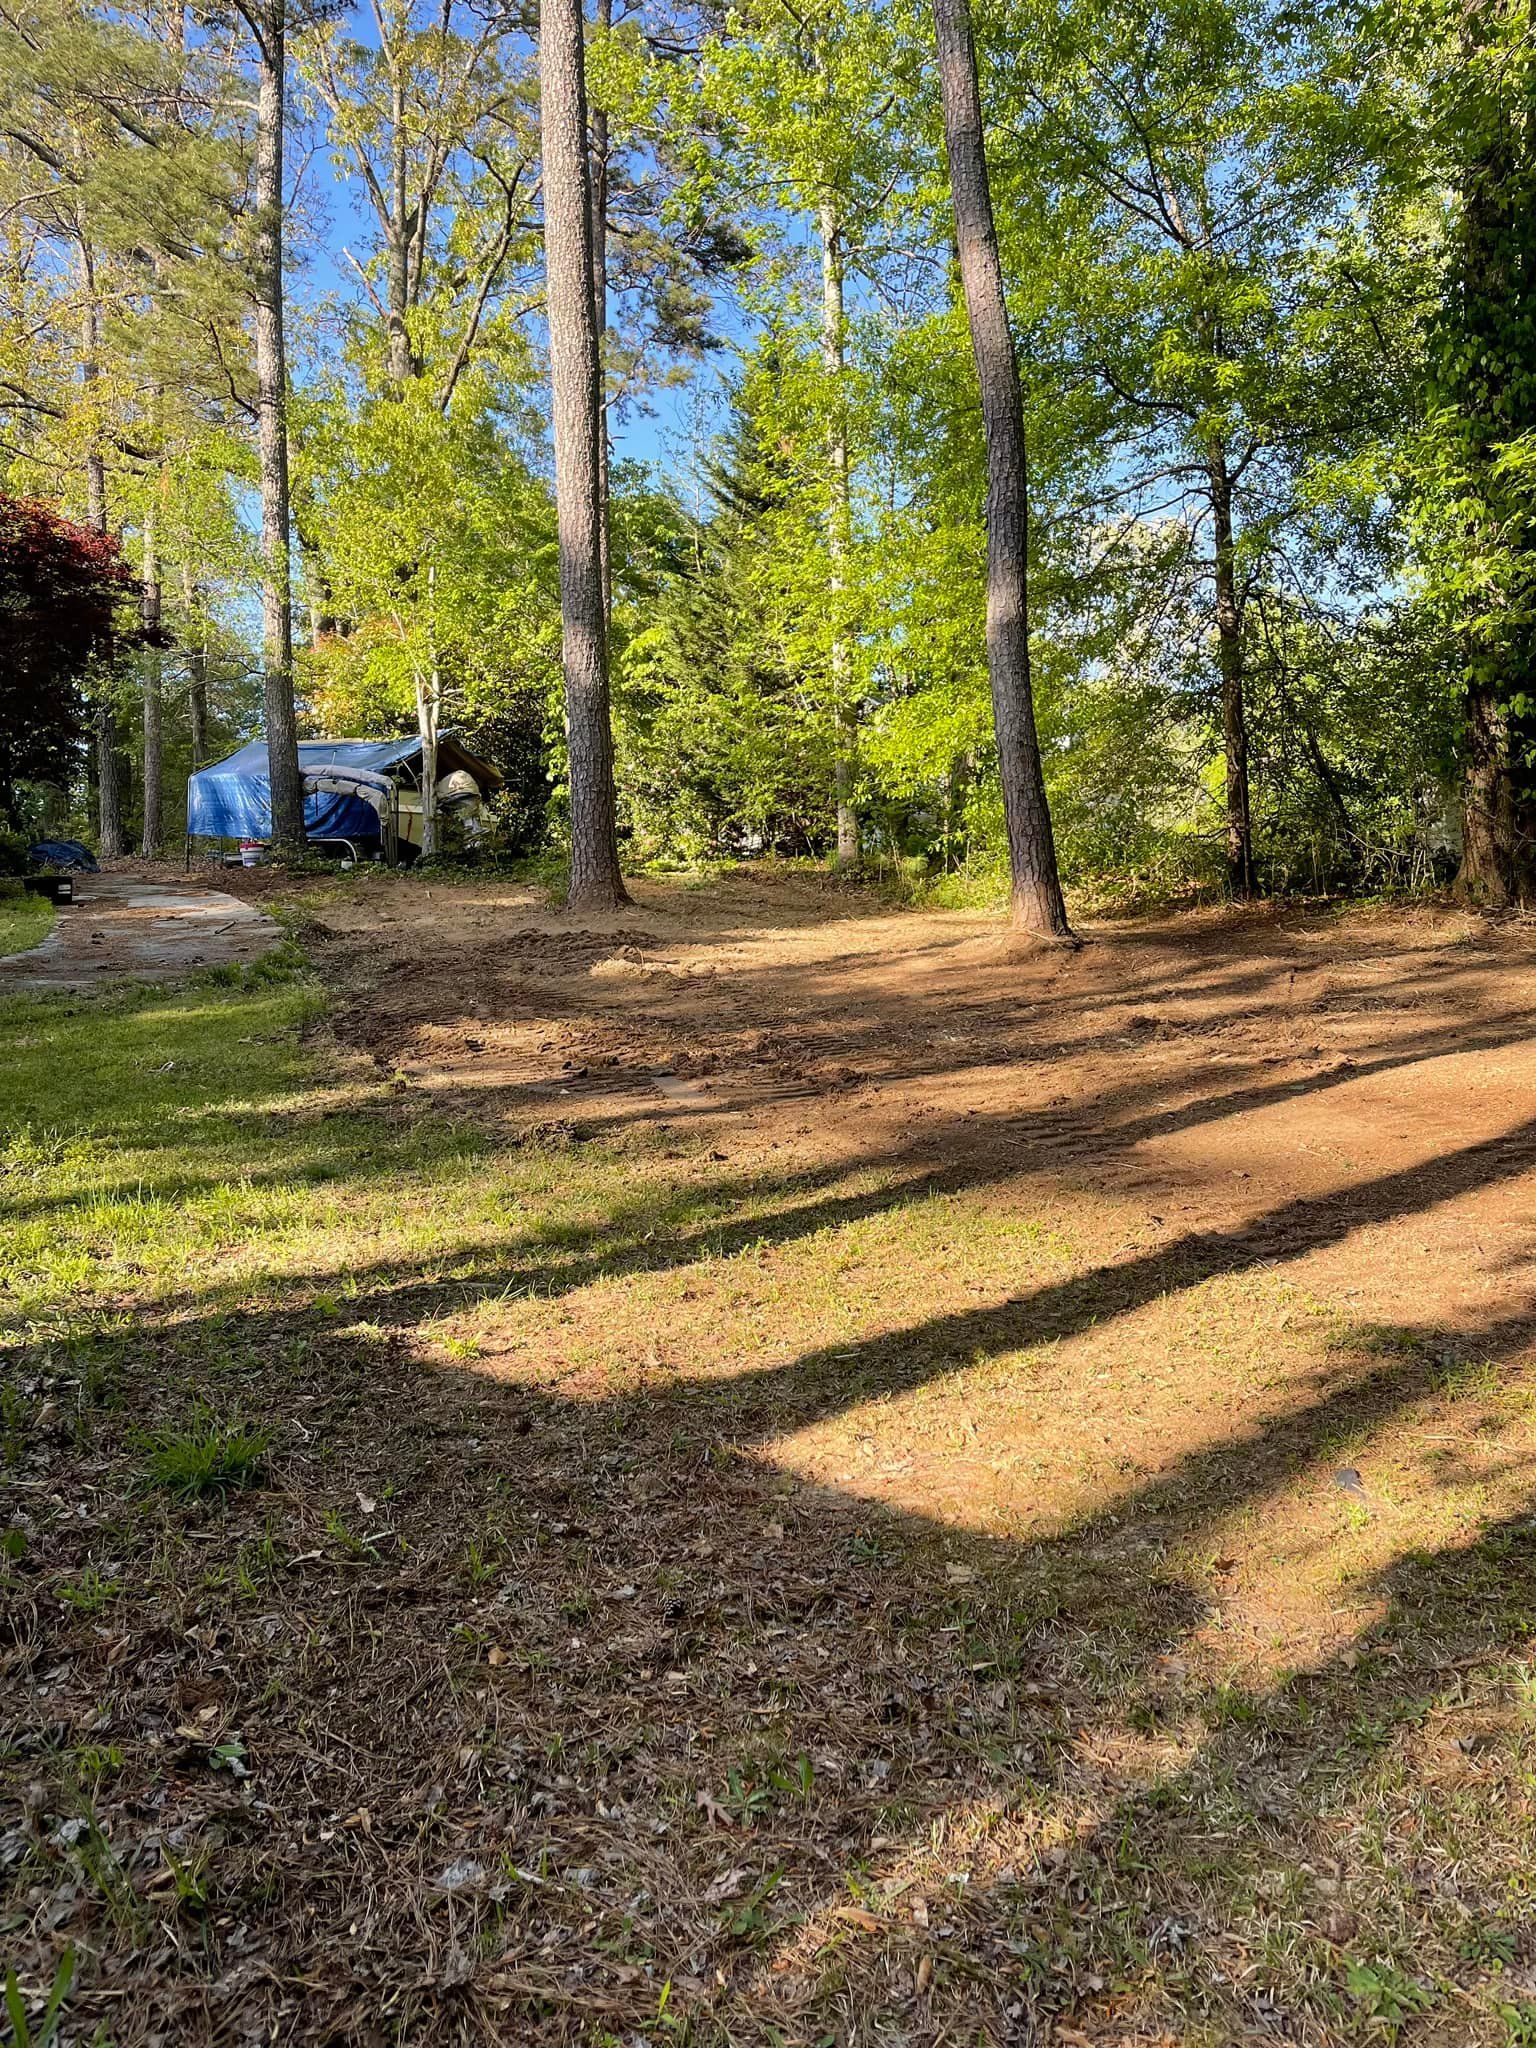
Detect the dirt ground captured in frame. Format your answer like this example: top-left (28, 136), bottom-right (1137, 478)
top-left (282, 863), bottom-right (1536, 1595)
top-left (7, 866), bottom-right (1536, 2045)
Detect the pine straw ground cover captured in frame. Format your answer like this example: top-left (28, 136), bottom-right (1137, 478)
top-left (3, 897), bottom-right (1536, 2047)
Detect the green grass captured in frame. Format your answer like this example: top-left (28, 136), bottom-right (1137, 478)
top-left (0, 952), bottom-right (983, 1362)
top-left (0, 956), bottom-right (504, 1338)
top-left (0, 884), bottom-right (55, 957)
top-left (136, 1405), bottom-right (272, 1497)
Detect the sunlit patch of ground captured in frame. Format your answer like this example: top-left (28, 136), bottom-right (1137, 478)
top-left (4, 872), bottom-right (1536, 2044)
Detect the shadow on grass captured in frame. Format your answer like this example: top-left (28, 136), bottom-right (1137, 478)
top-left (6, 1168), bottom-right (1536, 2043)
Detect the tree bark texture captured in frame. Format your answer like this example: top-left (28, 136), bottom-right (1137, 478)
top-left (140, 493), bottom-right (163, 858)
top-left (95, 702), bottom-right (126, 858)
top-left (387, 65), bottom-right (414, 388)
top-left (252, 0), bottom-right (306, 852)
top-left (820, 193), bottom-right (859, 870)
top-left (931, 0), bottom-right (1072, 939)
top-left (184, 566), bottom-right (210, 765)
top-left (418, 559), bottom-right (440, 860)
top-left (78, 249), bottom-right (126, 858)
top-left (1458, 681), bottom-right (1516, 906)
top-left (1206, 441), bottom-right (1255, 897)
top-left (78, 277), bottom-right (107, 543)
top-left (541, 0), bottom-right (627, 909)
top-left (1452, 1), bottom-right (1524, 903)
top-left (590, 0), bottom-right (612, 626)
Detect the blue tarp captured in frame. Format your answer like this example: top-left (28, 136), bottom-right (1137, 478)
top-left (188, 738), bottom-right (428, 842)
top-left (29, 839), bottom-right (99, 871)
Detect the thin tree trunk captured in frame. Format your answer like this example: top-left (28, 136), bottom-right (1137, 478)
top-left (298, 532), bottom-right (339, 649)
top-left (590, 0), bottom-right (612, 626)
top-left (140, 491), bottom-right (163, 858)
top-left (541, 0), bottom-right (627, 909)
top-left (78, 237), bottom-right (126, 858)
top-left (387, 62), bottom-right (413, 389)
top-left (819, 192), bottom-right (859, 871)
top-left (1300, 720), bottom-right (1352, 837)
top-left (418, 560), bottom-right (440, 860)
top-left (945, 747), bottom-right (971, 870)
top-left (250, 0), bottom-right (305, 852)
top-left (931, 0), bottom-right (1072, 940)
top-left (184, 564), bottom-right (210, 764)
top-left (1207, 440), bottom-right (1255, 897)
top-left (79, 289), bottom-right (107, 542)
top-left (415, 682), bottom-right (439, 858)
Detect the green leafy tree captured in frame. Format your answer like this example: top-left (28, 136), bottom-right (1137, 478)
top-left (299, 358), bottom-right (559, 854)
top-left (989, 0), bottom-right (1424, 895)
top-left (698, 0), bottom-right (916, 866)
top-left (616, 362), bottom-right (846, 854)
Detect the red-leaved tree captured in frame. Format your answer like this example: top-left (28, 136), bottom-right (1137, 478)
top-left (0, 495), bottom-right (133, 829)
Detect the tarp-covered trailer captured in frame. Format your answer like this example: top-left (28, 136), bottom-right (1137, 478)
top-left (186, 736), bottom-right (503, 865)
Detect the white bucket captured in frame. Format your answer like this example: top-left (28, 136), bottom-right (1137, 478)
top-left (240, 842), bottom-right (262, 868)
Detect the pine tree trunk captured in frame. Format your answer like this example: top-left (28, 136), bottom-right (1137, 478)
top-left (79, 284), bottom-right (107, 543)
top-left (1458, 681), bottom-right (1516, 905)
top-left (590, 0), bottom-right (612, 627)
top-left (96, 703), bottom-right (126, 858)
top-left (251, 0), bottom-right (305, 853)
top-left (820, 192), bottom-right (859, 871)
top-left (1207, 441), bottom-right (1255, 897)
top-left (931, 0), bottom-right (1073, 940)
top-left (140, 497), bottom-right (163, 859)
top-left (1452, 3), bottom-right (1523, 904)
top-left (541, 0), bottom-right (627, 910)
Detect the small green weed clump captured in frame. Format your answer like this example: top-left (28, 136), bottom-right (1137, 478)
top-left (136, 1406), bottom-right (272, 1498)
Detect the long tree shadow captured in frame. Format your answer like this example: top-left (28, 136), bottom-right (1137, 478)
top-left (8, 982), bottom-right (1527, 1262)
top-left (11, 988), bottom-right (1524, 1391)
top-left (77, 1093), bottom-right (1535, 1432)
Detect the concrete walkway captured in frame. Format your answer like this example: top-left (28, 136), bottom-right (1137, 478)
top-left (0, 873), bottom-right (280, 993)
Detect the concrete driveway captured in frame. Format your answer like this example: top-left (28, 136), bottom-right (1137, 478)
top-left (0, 872), bottom-right (280, 993)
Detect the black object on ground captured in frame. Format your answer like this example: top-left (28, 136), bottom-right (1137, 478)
top-left (28, 839), bottom-right (99, 872)
top-left (23, 874), bottom-right (74, 904)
